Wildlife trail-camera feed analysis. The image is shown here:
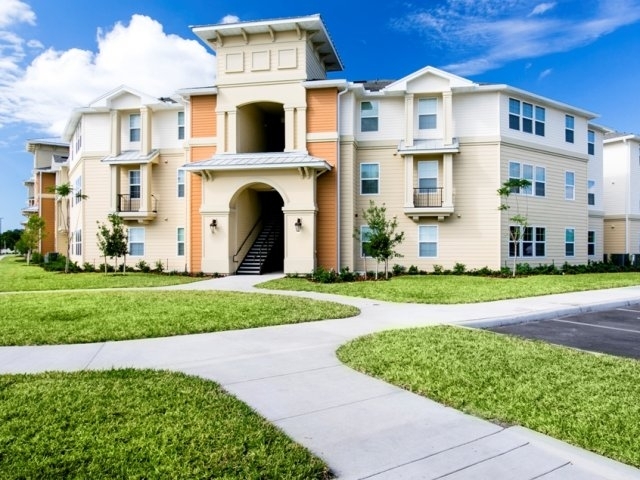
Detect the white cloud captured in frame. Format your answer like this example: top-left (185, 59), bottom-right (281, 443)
top-left (393, 0), bottom-right (640, 75)
top-left (538, 68), bottom-right (553, 79)
top-left (0, 0), bottom-right (35, 27)
top-left (0, 14), bottom-right (216, 135)
top-left (529, 2), bottom-right (556, 16)
top-left (221, 15), bottom-right (240, 24)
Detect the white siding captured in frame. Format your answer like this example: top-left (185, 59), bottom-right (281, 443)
top-left (453, 91), bottom-right (501, 137)
top-left (152, 109), bottom-right (184, 150)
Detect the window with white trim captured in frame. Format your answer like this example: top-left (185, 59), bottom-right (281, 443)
top-left (588, 230), bottom-right (595, 256)
top-left (509, 226), bottom-right (546, 257)
top-left (360, 163), bottom-right (379, 195)
top-left (128, 227), bottom-right (145, 256)
top-left (587, 130), bottom-right (595, 155)
top-left (418, 225), bottom-right (438, 257)
top-left (418, 98), bottom-right (437, 130)
top-left (177, 227), bottom-right (185, 256)
top-left (509, 161), bottom-right (545, 196)
top-left (565, 115), bottom-right (574, 143)
top-left (565, 228), bottom-right (575, 257)
top-left (360, 225), bottom-right (372, 257)
top-left (418, 161), bottom-right (438, 190)
top-left (177, 169), bottom-right (185, 198)
top-left (178, 111), bottom-right (185, 140)
top-left (588, 180), bottom-right (595, 206)
top-left (565, 171), bottom-right (575, 200)
top-left (509, 98), bottom-right (545, 136)
top-left (360, 101), bottom-right (378, 132)
top-left (73, 176), bottom-right (82, 206)
top-left (129, 113), bottom-right (141, 142)
top-left (129, 170), bottom-right (141, 199)
top-left (73, 229), bottom-right (82, 256)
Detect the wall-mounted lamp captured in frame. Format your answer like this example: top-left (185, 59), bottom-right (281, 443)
top-left (209, 219), bottom-right (217, 233)
top-left (294, 218), bottom-right (302, 233)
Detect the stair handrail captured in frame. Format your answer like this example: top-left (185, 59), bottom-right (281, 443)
top-left (233, 216), bottom-right (263, 263)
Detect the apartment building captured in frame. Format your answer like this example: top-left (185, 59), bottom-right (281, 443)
top-left (24, 14), bottom-right (606, 274)
top-left (603, 132), bottom-right (640, 258)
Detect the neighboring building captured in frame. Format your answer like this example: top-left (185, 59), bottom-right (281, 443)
top-left (23, 14), bottom-right (606, 273)
top-left (24, 138), bottom-right (70, 254)
top-left (603, 132), bottom-right (640, 259)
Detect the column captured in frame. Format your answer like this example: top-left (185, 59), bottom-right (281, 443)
top-left (404, 94), bottom-right (414, 147)
top-left (284, 106), bottom-right (295, 152)
top-left (443, 91), bottom-right (453, 145)
top-left (443, 153), bottom-right (453, 208)
top-left (110, 111), bottom-right (121, 156)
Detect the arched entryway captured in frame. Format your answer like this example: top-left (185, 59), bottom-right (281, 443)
top-left (231, 184), bottom-right (285, 274)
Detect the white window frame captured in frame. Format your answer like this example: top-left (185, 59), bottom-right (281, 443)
top-left (417, 160), bottom-right (438, 190)
top-left (418, 225), bottom-right (438, 258)
top-left (588, 180), bottom-right (595, 206)
top-left (418, 98), bottom-right (437, 130)
top-left (129, 113), bottom-right (141, 142)
top-left (129, 170), bottom-right (141, 199)
top-left (360, 163), bottom-right (379, 195)
top-left (128, 227), bottom-right (145, 256)
top-left (509, 161), bottom-right (545, 197)
top-left (360, 225), bottom-right (372, 258)
top-left (360, 101), bottom-right (379, 132)
top-left (565, 228), bottom-right (575, 257)
top-left (565, 171), bottom-right (575, 200)
top-left (565, 115), bottom-right (574, 143)
top-left (508, 98), bottom-right (545, 136)
top-left (72, 176), bottom-right (82, 206)
top-left (177, 227), bottom-right (185, 257)
top-left (588, 230), bottom-right (595, 256)
top-left (588, 130), bottom-right (595, 155)
top-left (73, 229), bottom-right (82, 256)
top-left (509, 226), bottom-right (546, 258)
top-left (178, 111), bottom-right (185, 140)
top-left (177, 169), bottom-right (185, 198)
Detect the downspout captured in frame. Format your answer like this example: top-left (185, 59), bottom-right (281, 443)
top-left (625, 138), bottom-right (631, 254)
top-left (336, 84), bottom-right (349, 270)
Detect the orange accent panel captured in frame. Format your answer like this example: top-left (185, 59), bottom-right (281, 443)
top-left (307, 89), bottom-right (337, 133)
top-left (309, 142), bottom-right (338, 270)
top-left (191, 95), bottom-right (217, 138)
top-left (40, 198), bottom-right (56, 254)
top-left (189, 145), bottom-right (217, 272)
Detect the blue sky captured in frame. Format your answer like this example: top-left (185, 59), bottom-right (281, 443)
top-left (2, 0), bottom-right (640, 231)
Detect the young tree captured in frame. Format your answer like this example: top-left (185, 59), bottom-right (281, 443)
top-left (50, 182), bottom-right (88, 273)
top-left (96, 213), bottom-right (128, 274)
top-left (357, 200), bottom-right (405, 279)
top-left (20, 215), bottom-right (46, 265)
top-left (498, 178), bottom-right (532, 277)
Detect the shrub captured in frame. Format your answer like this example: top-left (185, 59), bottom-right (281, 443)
top-left (154, 260), bottom-right (165, 273)
top-left (42, 256), bottom-right (80, 272)
top-left (31, 252), bottom-right (44, 265)
top-left (82, 262), bottom-right (96, 272)
top-left (312, 266), bottom-right (339, 283)
top-left (432, 264), bottom-right (444, 275)
top-left (453, 262), bottom-right (466, 275)
top-left (136, 260), bottom-right (151, 273)
top-left (98, 263), bottom-right (115, 273)
top-left (407, 265), bottom-right (419, 275)
top-left (515, 263), bottom-right (533, 276)
top-left (339, 266), bottom-right (356, 282)
top-left (392, 264), bottom-right (406, 276)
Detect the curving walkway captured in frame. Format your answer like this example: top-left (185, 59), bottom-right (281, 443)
top-left (2, 273), bottom-right (640, 479)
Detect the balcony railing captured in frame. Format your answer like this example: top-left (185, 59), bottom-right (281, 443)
top-left (413, 187), bottom-right (443, 207)
top-left (117, 194), bottom-right (157, 213)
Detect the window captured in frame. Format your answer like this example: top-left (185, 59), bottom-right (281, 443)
top-left (418, 161), bottom-right (438, 190)
top-left (178, 111), bottom-right (185, 140)
top-left (129, 170), bottom-right (141, 199)
top-left (177, 227), bottom-right (185, 256)
top-left (360, 163), bottom-right (379, 195)
top-left (565, 228), bottom-right (575, 257)
top-left (509, 226), bottom-right (546, 257)
top-left (129, 113), bottom-right (141, 142)
top-left (508, 98), bottom-right (545, 136)
top-left (177, 169), bottom-right (185, 198)
top-left (588, 130), bottom-right (595, 155)
top-left (509, 161), bottom-right (545, 197)
top-left (73, 229), bottom-right (82, 256)
top-left (588, 180), bottom-right (595, 206)
top-left (419, 225), bottom-right (438, 257)
top-left (73, 176), bottom-right (82, 206)
top-left (588, 231), bottom-right (595, 256)
top-left (360, 226), bottom-right (372, 257)
top-left (565, 171), bottom-right (575, 200)
top-left (565, 115), bottom-right (574, 143)
top-left (129, 227), bottom-right (145, 256)
top-left (360, 101), bottom-right (378, 132)
top-left (418, 98), bottom-right (437, 130)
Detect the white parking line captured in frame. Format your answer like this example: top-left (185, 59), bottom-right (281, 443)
top-left (616, 308), bottom-right (640, 313)
top-left (552, 318), bottom-right (640, 334)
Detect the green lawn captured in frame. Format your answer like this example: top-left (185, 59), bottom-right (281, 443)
top-left (0, 256), bottom-right (201, 292)
top-left (0, 369), bottom-right (331, 479)
top-left (260, 273), bottom-right (640, 303)
top-left (0, 291), bottom-right (359, 345)
top-left (337, 326), bottom-right (640, 468)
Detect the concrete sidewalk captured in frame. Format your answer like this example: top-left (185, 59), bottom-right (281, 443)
top-left (2, 275), bottom-right (640, 479)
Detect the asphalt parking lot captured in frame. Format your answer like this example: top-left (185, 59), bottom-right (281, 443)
top-left (486, 304), bottom-right (640, 359)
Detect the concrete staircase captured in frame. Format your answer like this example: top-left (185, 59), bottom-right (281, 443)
top-left (236, 218), bottom-right (283, 275)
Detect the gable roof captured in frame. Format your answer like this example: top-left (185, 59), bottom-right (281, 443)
top-left (384, 66), bottom-right (476, 92)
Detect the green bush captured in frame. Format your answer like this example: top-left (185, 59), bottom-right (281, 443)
top-left (82, 262), bottom-right (96, 272)
top-left (31, 252), bottom-right (44, 265)
top-left (154, 260), bottom-right (165, 273)
top-left (452, 262), bottom-right (466, 275)
top-left (432, 264), bottom-right (444, 275)
top-left (392, 264), bottom-right (406, 276)
top-left (312, 266), bottom-right (339, 283)
top-left (136, 260), bottom-right (151, 273)
top-left (98, 263), bottom-right (115, 273)
top-left (407, 265), bottom-right (419, 275)
top-left (339, 266), bottom-right (356, 282)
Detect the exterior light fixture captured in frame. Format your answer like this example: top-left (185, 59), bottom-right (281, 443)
top-left (209, 219), bottom-right (217, 233)
top-left (294, 218), bottom-right (302, 233)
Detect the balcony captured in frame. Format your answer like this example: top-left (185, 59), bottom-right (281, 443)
top-left (404, 187), bottom-right (454, 221)
top-left (116, 194), bottom-right (157, 222)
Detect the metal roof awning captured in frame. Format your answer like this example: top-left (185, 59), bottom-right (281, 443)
top-left (397, 138), bottom-right (460, 155)
top-left (182, 152), bottom-right (332, 180)
top-left (102, 150), bottom-right (160, 165)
